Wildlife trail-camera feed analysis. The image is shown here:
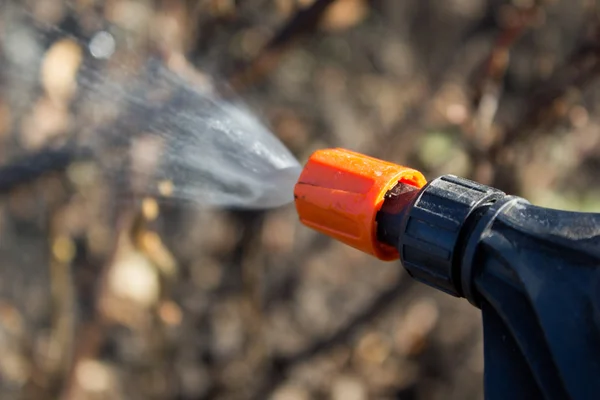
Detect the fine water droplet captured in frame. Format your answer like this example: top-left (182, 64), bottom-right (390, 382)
top-left (89, 31), bottom-right (116, 59)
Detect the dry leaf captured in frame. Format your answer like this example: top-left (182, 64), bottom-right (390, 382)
top-left (321, 0), bottom-right (369, 32)
top-left (41, 39), bottom-right (83, 105)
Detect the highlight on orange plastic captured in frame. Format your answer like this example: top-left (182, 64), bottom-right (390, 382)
top-left (294, 148), bottom-right (427, 261)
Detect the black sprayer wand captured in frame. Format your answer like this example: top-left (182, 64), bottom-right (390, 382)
top-left (294, 148), bottom-right (600, 400)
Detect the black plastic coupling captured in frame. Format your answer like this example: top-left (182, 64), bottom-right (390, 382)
top-left (398, 175), bottom-right (505, 297)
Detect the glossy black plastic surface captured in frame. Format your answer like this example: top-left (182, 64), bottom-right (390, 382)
top-left (378, 176), bottom-right (600, 399)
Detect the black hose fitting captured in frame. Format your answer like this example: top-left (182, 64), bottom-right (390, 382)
top-left (377, 175), bottom-right (504, 296)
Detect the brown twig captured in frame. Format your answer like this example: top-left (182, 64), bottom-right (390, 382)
top-left (470, 5), bottom-right (540, 145)
top-left (460, 4), bottom-right (542, 185)
top-left (503, 33), bottom-right (600, 148)
top-left (374, 1), bottom-right (504, 164)
top-left (487, 11), bottom-right (600, 192)
top-left (252, 273), bottom-right (415, 400)
top-left (0, 146), bottom-right (91, 195)
top-left (59, 209), bottom-right (135, 400)
top-left (227, 0), bottom-right (338, 91)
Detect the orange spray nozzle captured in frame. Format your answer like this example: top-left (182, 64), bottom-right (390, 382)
top-left (294, 148), bottom-right (427, 260)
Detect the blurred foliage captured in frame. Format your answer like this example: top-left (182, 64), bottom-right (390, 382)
top-left (0, 0), bottom-right (599, 400)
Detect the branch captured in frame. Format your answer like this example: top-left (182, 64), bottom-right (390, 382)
top-left (227, 0), bottom-right (338, 91)
top-left (0, 146), bottom-right (91, 194)
top-left (252, 273), bottom-right (415, 400)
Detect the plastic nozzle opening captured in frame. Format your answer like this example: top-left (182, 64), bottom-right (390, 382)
top-left (294, 148), bottom-right (427, 260)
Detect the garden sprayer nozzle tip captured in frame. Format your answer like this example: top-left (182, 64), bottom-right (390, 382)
top-left (294, 148), bottom-right (426, 260)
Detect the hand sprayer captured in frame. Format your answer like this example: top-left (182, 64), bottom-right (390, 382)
top-left (294, 148), bottom-right (600, 400)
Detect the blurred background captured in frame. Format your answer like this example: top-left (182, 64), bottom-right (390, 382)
top-left (0, 0), bottom-right (599, 399)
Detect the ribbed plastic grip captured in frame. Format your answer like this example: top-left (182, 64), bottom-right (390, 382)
top-left (295, 148), bottom-right (426, 260)
top-left (399, 175), bottom-right (505, 296)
